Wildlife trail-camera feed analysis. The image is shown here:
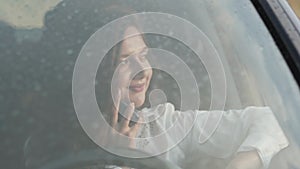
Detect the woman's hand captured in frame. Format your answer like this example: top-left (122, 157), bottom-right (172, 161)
top-left (106, 89), bottom-right (142, 148)
top-left (226, 150), bottom-right (263, 169)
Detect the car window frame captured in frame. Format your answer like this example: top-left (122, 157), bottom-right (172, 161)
top-left (252, 0), bottom-right (300, 87)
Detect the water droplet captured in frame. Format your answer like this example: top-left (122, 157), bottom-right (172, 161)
top-left (57, 74), bottom-right (63, 80)
top-left (34, 83), bottom-right (41, 91)
top-left (40, 58), bottom-right (46, 63)
top-left (12, 110), bottom-right (20, 117)
top-left (27, 118), bottom-right (35, 124)
top-left (67, 49), bottom-right (73, 55)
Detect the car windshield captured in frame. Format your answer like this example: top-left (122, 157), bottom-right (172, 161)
top-left (1, 0), bottom-right (300, 169)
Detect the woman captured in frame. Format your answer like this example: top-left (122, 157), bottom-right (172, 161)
top-left (95, 23), bottom-right (288, 169)
top-left (41, 0), bottom-right (289, 169)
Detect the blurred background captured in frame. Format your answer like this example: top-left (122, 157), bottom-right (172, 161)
top-left (0, 0), bottom-right (298, 28)
top-left (288, 0), bottom-right (300, 18)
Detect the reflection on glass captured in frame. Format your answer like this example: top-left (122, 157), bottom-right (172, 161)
top-left (1, 0), bottom-right (300, 169)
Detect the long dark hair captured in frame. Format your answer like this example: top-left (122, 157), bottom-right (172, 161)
top-left (24, 1), bottom-right (151, 168)
top-left (44, 0), bottom-right (150, 120)
top-left (41, 0), bottom-right (183, 128)
top-left (96, 24), bottom-right (151, 119)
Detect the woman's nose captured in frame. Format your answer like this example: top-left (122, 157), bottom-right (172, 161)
top-left (130, 56), bottom-right (147, 71)
top-left (129, 56), bottom-right (148, 79)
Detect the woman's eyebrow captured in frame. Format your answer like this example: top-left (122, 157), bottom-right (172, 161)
top-left (121, 47), bottom-right (148, 58)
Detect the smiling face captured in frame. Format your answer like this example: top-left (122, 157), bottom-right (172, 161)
top-left (115, 26), bottom-right (153, 108)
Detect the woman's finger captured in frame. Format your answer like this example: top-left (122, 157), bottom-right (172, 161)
top-left (111, 89), bottom-right (121, 128)
top-left (121, 102), bottom-right (135, 129)
top-left (131, 114), bottom-right (142, 134)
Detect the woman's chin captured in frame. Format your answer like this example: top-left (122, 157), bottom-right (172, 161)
top-left (133, 99), bottom-right (145, 108)
top-left (130, 95), bottom-right (145, 108)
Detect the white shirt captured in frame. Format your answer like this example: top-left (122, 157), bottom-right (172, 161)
top-left (135, 103), bottom-right (289, 169)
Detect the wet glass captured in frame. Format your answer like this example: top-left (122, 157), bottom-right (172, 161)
top-left (1, 0), bottom-right (300, 169)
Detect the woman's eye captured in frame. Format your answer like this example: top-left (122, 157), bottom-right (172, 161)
top-left (120, 58), bottom-right (129, 64)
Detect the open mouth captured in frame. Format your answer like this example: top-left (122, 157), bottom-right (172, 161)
top-left (129, 83), bottom-right (145, 93)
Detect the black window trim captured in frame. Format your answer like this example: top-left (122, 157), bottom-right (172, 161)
top-left (251, 0), bottom-right (300, 87)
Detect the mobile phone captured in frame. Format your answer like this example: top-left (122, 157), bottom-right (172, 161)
top-left (118, 101), bottom-right (140, 127)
